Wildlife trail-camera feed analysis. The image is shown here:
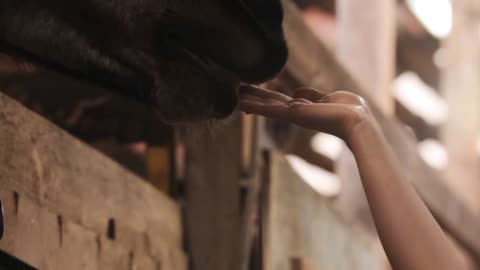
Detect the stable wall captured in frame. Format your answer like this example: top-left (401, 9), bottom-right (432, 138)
top-left (0, 92), bottom-right (186, 269)
top-left (264, 153), bottom-right (386, 270)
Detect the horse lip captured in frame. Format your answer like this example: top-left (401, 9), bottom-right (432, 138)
top-left (236, 0), bottom-right (283, 36)
top-left (177, 42), bottom-right (242, 90)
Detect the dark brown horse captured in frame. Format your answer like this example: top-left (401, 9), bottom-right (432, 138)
top-left (0, 0), bottom-right (287, 123)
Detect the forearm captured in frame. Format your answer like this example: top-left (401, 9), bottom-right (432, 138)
top-left (238, 86), bottom-right (468, 269)
top-left (346, 119), bottom-right (465, 270)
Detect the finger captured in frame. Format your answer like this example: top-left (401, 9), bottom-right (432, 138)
top-left (239, 93), bottom-right (287, 106)
top-left (239, 84), bottom-right (292, 102)
top-left (286, 98), bottom-right (312, 108)
top-left (238, 100), bottom-right (290, 119)
top-left (240, 100), bottom-right (348, 132)
top-left (285, 103), bottom-right (343, 126)
top-left (293, 87), bottom-right (330, 102)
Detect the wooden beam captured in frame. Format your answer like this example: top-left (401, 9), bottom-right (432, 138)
top-left (0, 92), bottom-right (186, 269)
top-left (395, 100), bottom-right (439, 141)
top-left (263, 152), bottom-right (386, 270)
top-left (281, 0), bottom-right (480, 260)
top-left (337, 0), bottom-right (396, 114)
top-left (441, 0), bottom-right (480, 212)
top-left (291, 257), bottom-right (313, 270)
top-left (184, 114), bottom-right (265, 270)
top-left (146, 146), bottom-right (172, 194)
top-left (184, 115), bottom-right (243, 270)
top-left (239, 114), bottom-right (264, 270)
top-left (334, 0), bottom-right (396, 241)
top-left (396, 3), bottom-right (440, 89)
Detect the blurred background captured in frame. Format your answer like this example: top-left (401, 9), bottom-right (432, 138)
top-left (264, 0), bottom-right (480, 269)
top-left (290, 0), bottom-right (479, 212)
top-left (0, 0), bottom-right (478, 269)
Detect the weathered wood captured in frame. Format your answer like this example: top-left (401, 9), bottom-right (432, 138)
top-left (290, 257), bottom-right (313, 270)
top-left (337, 0), bottom-right (396, 114)
top-left (335, 0), bottom-right (396, 243)
top-left (185, 114), bottom-right (266, 270)
top-left (395, 100), bottom-right (438, 141)
top-left (281, 0), bottom-right (480, 260)
top-left (241, 114), bottom-right (258, 176)
top-left (396, 3), bottom-right (440, 89)
top-left (146, 146), bottom-right (172, 194)
top-left (0, 92), bottom-right (185, 268)
top-left (264, 152), bottom-right (385, 270)
top-left (238, 167), bottom-right (263, 270)
top-left (287, 137), bottom-right (335, 172)
top-left (239, 115), bottom-right (264, 270)
top-left (441, 0), bottom-right (480, 212)
top-left (184, 116), bottom-right (243, 270)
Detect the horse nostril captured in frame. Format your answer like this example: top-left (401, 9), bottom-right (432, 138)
top-left (240, 0), bottom-right (284, 30)
top-left (213, 90), bottom-right (238, 118)
top-left (240, 41), bottom-right (288, 84)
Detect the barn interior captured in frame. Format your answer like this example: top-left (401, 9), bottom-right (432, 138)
top-left (0, 0), bottom-right (479, 269)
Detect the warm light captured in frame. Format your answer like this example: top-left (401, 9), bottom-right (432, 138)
top-left (406, 0), bottom-right (452, 39)
top-left (310, 132), bottom-right (345, 160)
top-left (476, 137), bottom-right (480, 156)
top-left (286, 155), bottom-right (341, 197)
top-left (418, 139), bottom-right (448, 170)
top-left (433, 48), bottom-right (448, 69)
top-left (394, 72), bottom-right (448, 126)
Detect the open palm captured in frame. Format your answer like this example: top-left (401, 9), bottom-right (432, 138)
top-left (238, 85), bottom-right (373, 141)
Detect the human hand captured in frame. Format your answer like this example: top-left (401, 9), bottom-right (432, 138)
top-left (238, 85), bottom-right (375, 142)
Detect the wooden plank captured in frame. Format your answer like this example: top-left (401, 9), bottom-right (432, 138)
top-left (264, 152), bottom-right (385, 270)
top-left (441, 0), bottom-right (480, 212)
top-left (184, 115), bottom-right (243, 270)
top-left (0, 186), bottom-right (181, 270)
top-left (146, 146), bottom-right (172, 194)
top-left (395, 100), bottom-right (438, 141)
top-left (335, 0), bottom-right (396, 240)
top-left (337, 0), bottom-right (396, 114)
top-left (396, 3), bottom-right (440, 89)
top-left (281, 0), bottom-right (480, 260)
top-left (290, 257), bottom-right (313, 270)
top-left (239, 115), bottom-right (263, 270)
top-left (241, 114), bottom-right (257, 176)
top-left (0, 92), bottom-right (185, 265)
top-left (184, 114), bottom-right (266, 270)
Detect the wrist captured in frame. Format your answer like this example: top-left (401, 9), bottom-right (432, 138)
top-left (344, 115), bottom-right (382, 149)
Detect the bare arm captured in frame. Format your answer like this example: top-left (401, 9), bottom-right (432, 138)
top-left (238, 85), bottom-right (467, 270)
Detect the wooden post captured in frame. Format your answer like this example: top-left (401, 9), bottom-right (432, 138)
top-left (337, 0), bottom-right (396, 115)
top-left (145, 127), bottom-right (175, 195)
top-left (334, 0), bottom-right (397, 224)
top-left (280, 0), bottom-right (480, 260)
top-left (0, 92), bottom-right (186, 269)
top-left (335, 0), bottom-right (396, 268)
top-left (184, 115), bottom-right (243, 270)
top-left (184, 114), bottom-right (264, 270)
top-left (290, 257), bottom-right (312, 270)
top-left (441, 0), bottom-right (480, 212)
top-left (146, 146), bottom-right (172, 194)
top-left (239, 114), bottom-right (263, 270)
